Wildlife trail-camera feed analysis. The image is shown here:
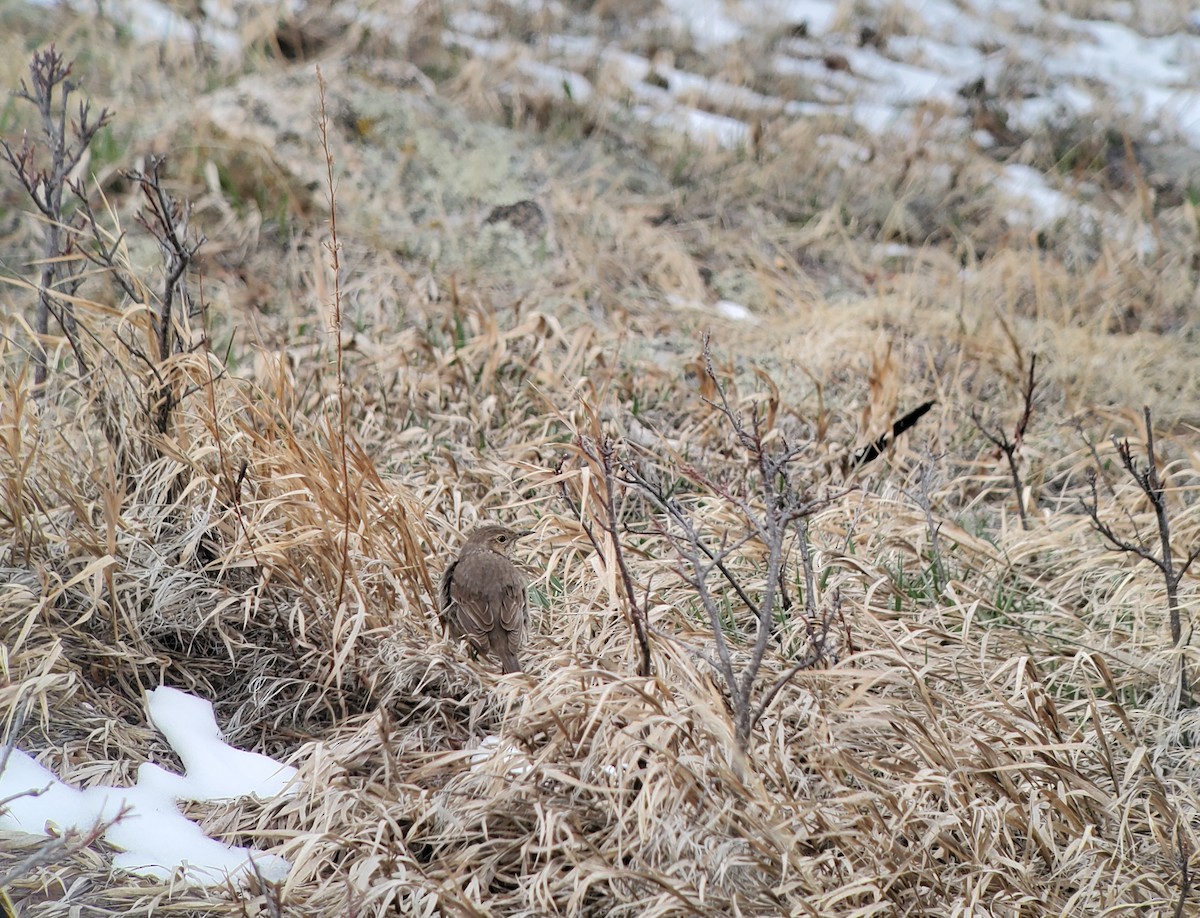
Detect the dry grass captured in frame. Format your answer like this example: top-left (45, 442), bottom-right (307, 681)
top-left (2, 2), bottom-right (1199, 915)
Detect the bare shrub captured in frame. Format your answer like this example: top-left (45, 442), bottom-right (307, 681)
top-left (971, 347), bottom-right (1040, 531)
top-left (1, 46), bottom-right (205, 454)
top-left (560, 339), bottom-right (844, 752)
top-left (1083, 405), bottom-right (1200, 706)
top-left (0, 46), bottom-right (110, 387)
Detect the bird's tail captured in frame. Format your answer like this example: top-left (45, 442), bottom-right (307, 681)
top-left (499, 648), bottom-right (523, 674)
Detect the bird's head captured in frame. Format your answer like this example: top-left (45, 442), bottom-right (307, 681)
top-left (464, 525), bottom-right (533, 556)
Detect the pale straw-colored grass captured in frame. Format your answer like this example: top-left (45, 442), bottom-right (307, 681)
top-left (2, 3), bottom-right (1199, 915)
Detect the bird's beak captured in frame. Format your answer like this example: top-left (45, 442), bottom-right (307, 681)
top-left (516, 529), bottom-right (534, 539)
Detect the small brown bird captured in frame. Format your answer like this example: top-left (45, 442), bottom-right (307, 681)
top-left (439, 525), bottom-right (533, 674)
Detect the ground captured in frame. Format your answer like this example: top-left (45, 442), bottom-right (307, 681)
top-left (1, 0), bottom-right (1199, 915)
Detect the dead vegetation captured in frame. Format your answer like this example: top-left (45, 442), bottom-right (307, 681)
top-left (1, 5), bottom-right (1199, 916)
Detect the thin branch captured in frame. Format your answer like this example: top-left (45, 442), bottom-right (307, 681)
top-left (316, 67), bottom-right (354, 613)
top-left (750, 589), bottom-right (840, 728)
top-left (0, 806), bottom-right (128, 887)
top-left (1083, 406), bottom-right (1195, 707)
top-left (618, 459), bottom-right (765, 621)
top-left (971, 353), bottom-right (1039, 530)
top-left (1083, 474), bottom-right (1166, 571)
top-left (0, 45), bottom-right (111, 385)
top-left (582, 436), bottom-right (652, 677)
top-left (621, 339), bottom-right (836, 749)
top-left (555, 454), bottom-right (604, 560)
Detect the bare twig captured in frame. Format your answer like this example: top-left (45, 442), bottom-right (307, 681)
top-left (1172, 825), bottom-right (1191, 918)
top-left (1082, 406), bottom-right (1198, 707)
top-left (972, 353), bottom-right (1039, 530)
top-left (568, 436), bottom-right (654, 677)
top-left (316, 67), bottom-right (353, 613)
top-left (751, 588), bottom-right (841, 728)
top-left (794, 516), bottom-right (818, 625)
top-left (589, 338), bottom-right (841, 751)
top-left (3, 47), bottom-right (204, 455)
top-left (0, 763), bottom-right (129, 889)
top-left (903, 454), bottom-right (947, 597)
top-left (125, 157), bottom-right (204, 433)
top-left (556, 454), bottom-right (605, 560)
top-left (1176, 825), bottom-right (1195, 916)
top-left (0, 45), bottom-right (111, 385)
top-left (127, 159), bottom-right (202, 358)
top-left (618, 458), bottom-right (766, 625)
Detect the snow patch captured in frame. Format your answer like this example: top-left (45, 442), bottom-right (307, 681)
top-left (0, 686), bottom-right (297, 887)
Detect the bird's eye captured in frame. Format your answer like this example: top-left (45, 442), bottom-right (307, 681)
top-left (497, 534), bottom-right (508, 542)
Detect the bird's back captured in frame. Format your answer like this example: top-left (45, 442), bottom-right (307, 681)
top-left (441, 545), bottom-right (528, 672)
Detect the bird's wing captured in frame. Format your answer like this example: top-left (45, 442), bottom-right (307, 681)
top-left (498, 580), bottom-right (528, 653)
top-left (438, 560), bottom-right (458, 627)
top-left (449, 575), bottom-right (498, 646)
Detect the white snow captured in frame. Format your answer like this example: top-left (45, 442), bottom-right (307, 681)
top-left (769, 0), bottom-right (839, 36)
top-left (146, 686), bottom-right (298, 801)
top-left (0, 686), bottom-right (297, 888)
top-left (716, 300), bottom-right (756, 322)
top-left (666, 295), bottom-right (758, 323)
top-left (27, 0), bottom-right (244, 55)
top-left (997, 164), bottom-right (1075, 228)
top-left (842, 48), bottom-right (961, 107)
top-left (661, 0), bottom-right (743, 50)
top-left (1046, 18), bottom-right (1188, 87)
top-left (469, 735), bottom-right (534, 777)
top-left (520, 61), bottom-right (594, 104)
top-left (1006, 84), bottom-right (1097, 133)
top-left (637, 103), bottom-right (751, 148)
top-left (0, 750), bottom-right (89, 832)
top-left (32, 0), bottom-right (1198, 232)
